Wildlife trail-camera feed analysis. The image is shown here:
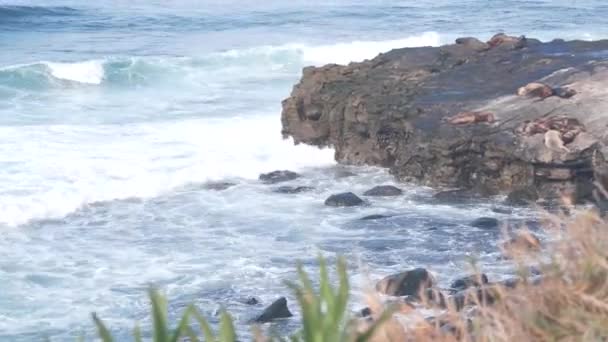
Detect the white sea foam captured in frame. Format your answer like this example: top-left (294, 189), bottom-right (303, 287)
top-left (45, 60), bottom-right (105, 84)
top-left (0, 115), bottom-right (335, 227)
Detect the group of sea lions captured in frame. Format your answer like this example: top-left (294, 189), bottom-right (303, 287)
top-left (517, 116), bottom-right (585, 153)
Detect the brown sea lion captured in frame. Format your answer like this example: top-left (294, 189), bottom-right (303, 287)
top-left (487, 33), bottom-right (526, 49)
top-left (544, 130), bottom-right (570, 153)
top-left (446, 111), bottom-right (495, 125)
top-left (455, 37), bottom-right (489, 50)
top-left (517, 82), bottom-right (554, 99)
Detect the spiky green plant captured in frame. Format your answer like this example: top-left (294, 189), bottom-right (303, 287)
top-left (90, 256), bottom-right (389, 342)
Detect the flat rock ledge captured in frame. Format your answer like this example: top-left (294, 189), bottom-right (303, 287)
top-left (281, 34), bottom-right (608, 203)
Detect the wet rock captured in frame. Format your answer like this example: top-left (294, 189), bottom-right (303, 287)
top-left (363, 185), bottom-right (403, 197)
top-left (324, 192), bottom-right (365, 207)
top-left (273, 186), bottom-right (314, 194)
top-left (450, 274), bottom-right (489, 293)
top-left (470, 217), bottom-right (499, 229)
top-left (244, 297), bottom-right (260, 305)
top-left (204, 182), bottom-right (236, 191)
top-left (360, 214), bottom-right (391, 220)
top-left (376, 268), bottom-right (434, 297)
top-left (505, 188), bottom-right (539, 206)
top-left (251, 297), bottom-right (293, 323)
top-left (259, 170), bottom-right (300, 184)
top-left (335, 170), bottom-right (357, 178)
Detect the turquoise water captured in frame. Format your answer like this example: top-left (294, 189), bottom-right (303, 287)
top-left (0, 1), bottom-right (606, 340)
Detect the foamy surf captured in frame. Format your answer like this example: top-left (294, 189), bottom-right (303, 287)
top-left (0, 116), bottom-right (335, 227)
top-left (0, 32), bottom-right (441, 90)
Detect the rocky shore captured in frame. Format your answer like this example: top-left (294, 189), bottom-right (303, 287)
top-left (281, 34), bottom-right (608, 205)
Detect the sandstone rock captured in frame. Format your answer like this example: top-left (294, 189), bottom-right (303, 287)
top-left (324, 192), bottom-right (365, 207)
top-left (363, 185), bottom-right (403, 196)
top-left (259, 170), bottom-right (300, 184)
top-left (376, 268), bottom-right (434, 297)
top-left (470, 217), bottom-right (499, 229)
top-left (251, 297), bottom-right (293, 323)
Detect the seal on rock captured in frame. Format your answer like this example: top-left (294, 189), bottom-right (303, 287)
top-left (487, 33), bottom-right (526, 49)
top-left (446, 111), bottom-right (495, 125)
top-left (517, 82), bottom-right (554, 99)
top-left (544, 130), bottom-right (570, 153)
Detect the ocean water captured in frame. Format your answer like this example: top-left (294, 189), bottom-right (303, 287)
top-left (0, 0), bottom-right (607, 340)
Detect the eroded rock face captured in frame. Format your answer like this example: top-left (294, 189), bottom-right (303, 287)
top-left (281, 34), bottom-right (608, 201)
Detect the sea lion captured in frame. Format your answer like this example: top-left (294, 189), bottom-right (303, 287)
top-left (455, 37), bottom-right (489, 50)
top-left (487, 33), bottom-right (526, 49)
top-left (544, 130), bottom-right (570, 153)
top-left (517, 82), bottom-right (554, 99)
top-left (446, 111), bottom-right (495, 125)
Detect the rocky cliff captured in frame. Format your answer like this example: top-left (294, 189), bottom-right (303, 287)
top-left (281, 34), bottom-right (608, 202)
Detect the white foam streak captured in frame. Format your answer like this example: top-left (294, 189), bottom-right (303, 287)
top-left (46, 60), bottom-right (105, 84)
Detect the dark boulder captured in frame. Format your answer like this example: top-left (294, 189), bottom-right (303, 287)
top-left (324, 192), bottom-right (365, 207)
top-left (251, 297), bottom-right (293, 323)
top-left (259, 170), bottom-right (300, 184)
top-left (273, 186), bottom-right (314, 194)
top-left (204, 182), bottom-right (236, 191)
top-left (376, 268), bottom-right (434, 297)
top-left (449, 274), bottom-right (489, 293)
top-left (363, 185), bottom-right (403, 197)
top-left (358, 307), bottom-right (372, 317)
top-left (470, 217), bottom-right (499, 229)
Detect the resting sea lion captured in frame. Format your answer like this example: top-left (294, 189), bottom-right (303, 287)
top-left (517, 82), bottom-right (554, 99)
top-left (446, 111), bottom-right (495, 125)
top-left (544, 130), bottom-right (570, 153)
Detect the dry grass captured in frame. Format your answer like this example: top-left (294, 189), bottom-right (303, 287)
top-left (364, 208), bottom-right (608, 342)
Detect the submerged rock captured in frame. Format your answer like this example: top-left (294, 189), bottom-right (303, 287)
top-left (273, 186), bottom-right (314, 194)
top-left (203, 182), bottom-right (236, 191)
top-left (376, 268), bottom-right (434, 297)
top-left (470, 217), bottom-right (499, 229)
top-left (259, 170), bottom-right (300, 184)
top-left (251, 297), bottom-right (293, 323)
top-left (243, 297), bottom-right (260, 305)
top-left (324, 192), bottom-right (365, 207)
top-left (359, 214), bottom-right (391, 220)
top-left (432, 189), bottom-right (478, 204)
top-left (363, 185), bottom-right (403, 196)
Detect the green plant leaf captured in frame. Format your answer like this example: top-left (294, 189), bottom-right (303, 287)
top-left (92, 313), bottom-right (114, 342)
top-left (219, 310), bottom-right (236, 342)
top-left (149, 288), bottom-right (169, 342)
